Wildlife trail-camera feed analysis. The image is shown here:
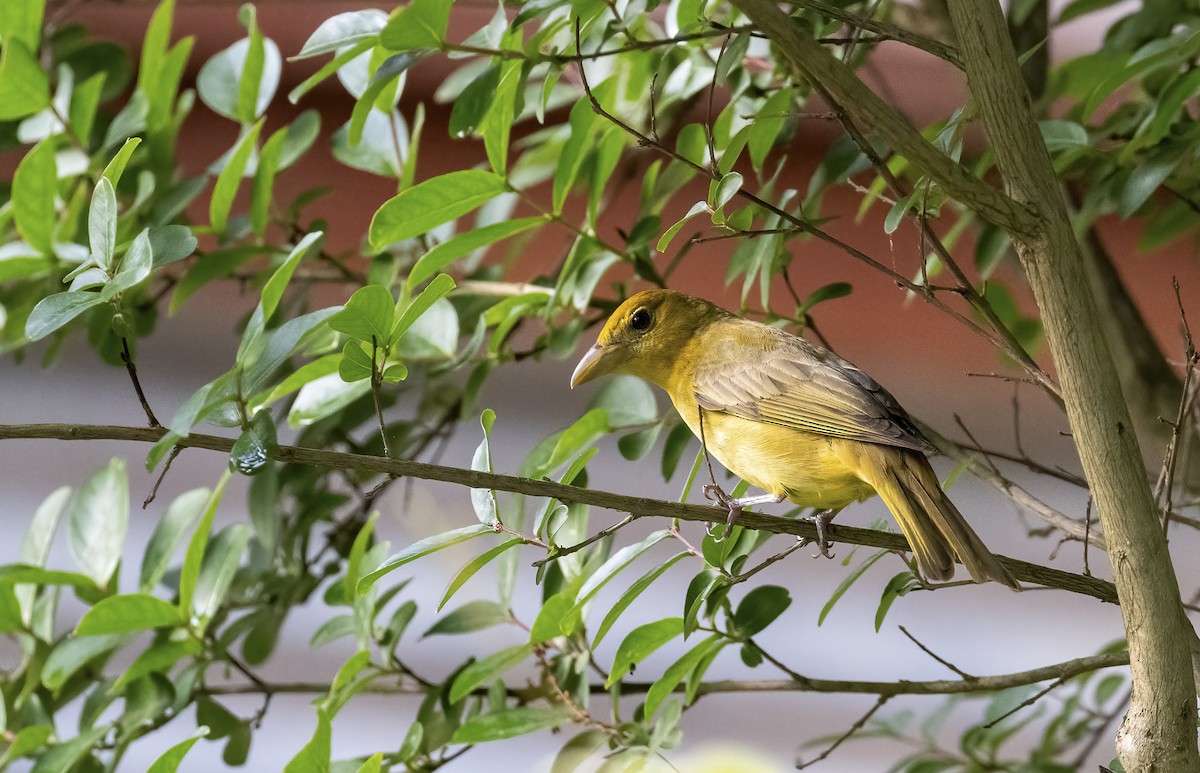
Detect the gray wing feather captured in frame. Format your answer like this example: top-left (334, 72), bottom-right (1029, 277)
top-left (692, 323), bottom-right (933, 452)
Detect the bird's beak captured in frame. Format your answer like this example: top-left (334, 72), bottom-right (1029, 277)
top-left (570, 343), bottom-right (627, 388)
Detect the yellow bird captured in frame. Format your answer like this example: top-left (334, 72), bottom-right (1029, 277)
top-left (571, 289), bottom-right (1019, 590)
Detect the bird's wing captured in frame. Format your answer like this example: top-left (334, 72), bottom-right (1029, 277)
top-left (691, 325), bottom-right (933, 452)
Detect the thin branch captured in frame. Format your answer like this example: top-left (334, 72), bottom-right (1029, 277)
top-left (981, 675), bottom-right (1068, 728)
top-left (0, 422), bottom-right (1121, 602)
top-left (120, 338), bottom-right (161, 427)
top-left (898, 625), bottom-right (976, 680)
top-left (200, 650), bottom-right (1129, 699)
top-left (797, 695), bottom-right (890, 769)
top-left (780, 0), bottom-right (964, 68)
top-left (143, 444), bottom-right (182, 508)
top-left (1156, 277), bottom-right (1198, 534)
top-left (533, 513), bottom-right (638, 567)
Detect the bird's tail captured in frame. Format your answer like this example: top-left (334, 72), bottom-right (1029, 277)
top-left (840, 442), bottom-right (1021, 590)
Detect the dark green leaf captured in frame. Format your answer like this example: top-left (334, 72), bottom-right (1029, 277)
top-left (731, 585), bottom-right (791, 638)
top-left (146, 729), bottom-right (210, 773)
top-left (210, 121), bottom-right (264, 233)
top-left (283, 709), bottom-right (331, 773)
top-left (329, 284), bottom-right (394, 344)
top-left (439, 539), bottom-right (522, 611)
top-left (593, 552), bottom-right (687, 648)
top-left (424, 599), bottom-right (510, 636)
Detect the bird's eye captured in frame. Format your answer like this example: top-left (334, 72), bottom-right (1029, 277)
top-left (630, 308), bottom-right (651, 331)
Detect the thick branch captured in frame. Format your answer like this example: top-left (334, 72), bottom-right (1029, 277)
top-left (729, 0), bottom-right (1040, 235)
top-left (938, 0), bottom-right (1200, 768)
top-left (0, 422), bottom-right (1118, 602)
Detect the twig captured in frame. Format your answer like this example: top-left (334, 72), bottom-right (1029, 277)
top-left (898, 625), bottom-right (976, 679)
top-left (533, 513), bottom-right (639, 567)
top-left (796, 695), bottom-right (891, 769)
top-left (1157, 277), bottom-right (1198, 534)
top-left (143, 445), bottom-right (182, 508)
top-left (779, 0), bottom-right (963, 67)
top-left (120, 338), bottom-right (160, 427)
top-left (981, 675), bottom-right (1068, 728)
top-left (1071, 686), bottom-right (1131, 768)
top-left (0, 422), bottom-right (1122, 602)
top-left (369, 336), bottom-right (392, 460)
top-left (729, 538), bottom-right (807, 585)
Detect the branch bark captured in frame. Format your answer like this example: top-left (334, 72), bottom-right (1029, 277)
top-left (0, 422), bottom-right (1117, 602)
top-left (202, 650), bottom-right (1128, 698)
top-left (730, 2), bottom-right (1199, 768)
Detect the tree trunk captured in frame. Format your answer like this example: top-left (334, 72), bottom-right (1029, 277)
top-left (730, 0), bottom-right (1200, 767)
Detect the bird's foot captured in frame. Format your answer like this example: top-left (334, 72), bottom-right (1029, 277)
top-left (807, 509), bottom-right (837, 560)
top-left (703, 484), bottom-right (743, 539)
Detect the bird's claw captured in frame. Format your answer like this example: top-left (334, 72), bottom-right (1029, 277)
top-left (809, 510), bottom-right (836, 560)
top-left (703, 484), bottom-right (742, 540)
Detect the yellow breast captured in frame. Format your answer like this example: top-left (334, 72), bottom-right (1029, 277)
top-left (668, 391), bottom-right (876, 510)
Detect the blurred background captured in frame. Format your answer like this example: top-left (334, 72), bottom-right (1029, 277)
top-left (2, 0), bottom-right (1195, 770)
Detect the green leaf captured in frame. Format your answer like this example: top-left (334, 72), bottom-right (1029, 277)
top-left (657, 201), bottom-right (708, 253)
top-left (210, 121), bottom-right (264, 233)
top-left (1038, 119), bottom-right (1088, 152)
top-left (355, 753), bottom-right (384, 773)
top-left (1119, 158), bottom-right (1179, 218)
top-left (449, 642), bottom-right (534, 703)
top-left (531, 590), bottom-right (580, 643)
top-left (229, 411), bottom-right (277, 476)
top-left (606, 618), bottom-right (683, 688)
top-left (101, 137), bottom-right (143, 187)
top-left (573, 530), bottom-right (670, 614)
top-left (251, 127), bottom-right (285, 237)
top-left (198, 35), bottom-right (281, 122)
top-left (439, 539), bottom-right (522, 611)
top-left (29, 727), bottom-right (106, 773)
top-left (408, 217), bottom-right (542, 287)
top-left (338, 340), bottom-right (374, 382)
top-left (818, 548), bottom-right (888, 625)
top-left (470, 409), bottom-right (499, 524)
top-left (875, 571), bottom-right (919, 631)
top-left (798, 282), bottom-right (853, 313)
top-left (68, 458), bottom-right (128, 589)
top-left (192, 524), bottom-right (251, 631)
top-left (0, 40), bottom-right (50, 120)
top-left (288, 373), bottom-right (372, 427)
top-left (711, 171), bottom-right (743, 210)
top-left (380, 0), bottom-right (452, 51)
top-left (358, 523), bottom-right (494, 592)
top-left (480, 59), bottom-right (521, 174)
top-left (587, 374), bottom-right (657, 429)
top-left (12, 140), bottom-right (57, 255)
top-left (118, 636), bottom-right (202, 688)
top-left (141, 488), bottom-right (208, 592)
top-left (42, 633), bottom-right (127, 691)
top-left (328, 284), bottom-right (394, 343)
top-left (90, 177), bottom-right (118, 272)
top-left (178, 471), bottom-right (230, 620)
top-left (283, 709), bottom-right (331, 773)
top-left (391, 272), bottom-right (456, 344)
top-left (551, 730), bottom-right (608, 773)
top-left (290, 39), bottom-right (374, 103)
top-left (349, 52), bottom-right (422, 147)
top-left (593, 552), bottom-right (687, 648)
top-left (296, 10), bottom-right (388, 58)
top-left (424, 599), bottom-right (510, 636)
top-left (451, 706), bottom-right (571, 744)
top-left (0, 0), bottom-right (45, 51)
top-left (76, 594), bottom-right (181, 635)
top-left (25, 291), bottom-right (106, 341)
top-left (644, 634), bottom-right (723, 718)
top-left (369, 170), bottom-right (507, 250)
top-left (150, 226), bottom-right (198, 268)
top-left (110, 228), bottom-right (154, 293)
top-left (261, 231), bottom-right (323, 322)
top-left (731, 585), bottom-right (791, 638)
top-left (146, 728), bottom-right (210, 773)
top-left (236, 8), bottom-right (266, 123)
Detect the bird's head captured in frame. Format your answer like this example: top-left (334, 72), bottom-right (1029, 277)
top-left (570, 289), bottom-right (723, 389)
